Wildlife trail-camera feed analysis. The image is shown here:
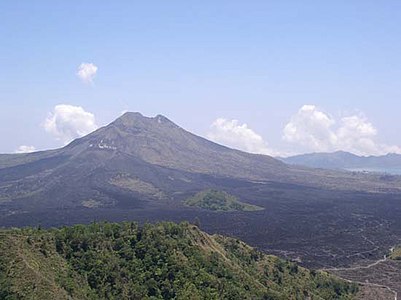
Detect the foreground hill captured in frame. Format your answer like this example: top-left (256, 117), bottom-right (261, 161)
top-left (0, 221), bottom-right (357, 299)
top-left (280, 151), bottom-right (401, 174)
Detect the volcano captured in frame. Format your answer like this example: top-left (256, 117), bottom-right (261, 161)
top-left (0, 112), bottom-right (400, 228)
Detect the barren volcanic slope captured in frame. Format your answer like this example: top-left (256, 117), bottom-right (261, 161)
top-left (2, 112), bottom-right (401, 298)
top-left (0, 112), bottom-right (289, 212)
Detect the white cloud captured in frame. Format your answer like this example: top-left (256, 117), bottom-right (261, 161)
top-left (77, 62), bottom-right (98, 84)
top-left (283, 105), bottom-right (401, 156)
top-left (207, 118), bottom-right (279, 156)
top-left (283, 105), bottom-right (337, 152)
top-left (15, 145), bottom-right (36, 154)
top-left (43, 104), bottom-right (98, 144)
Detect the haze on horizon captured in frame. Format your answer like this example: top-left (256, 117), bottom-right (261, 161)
top-left (1, 1), bottom-right (401, 157)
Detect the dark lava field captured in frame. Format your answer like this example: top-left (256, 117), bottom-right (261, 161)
top-left (3, 177), bottom-right (401, 271)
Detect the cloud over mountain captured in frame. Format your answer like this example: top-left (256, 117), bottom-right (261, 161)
top-left (43, 104), bottom-right (98, 144)
top-left (207, 118), bottom-right (278, 156)
top-left (15, 145), bottom-right (36, 153)
top-left (283, 105), bottom-right (401, 156)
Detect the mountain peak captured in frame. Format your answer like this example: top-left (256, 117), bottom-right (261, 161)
top-left (113, 112), bottom-right (175, 129)
top-left (63, 111), bottom-right (285, 183)
top-left (120, 111), bottom-right (145, 119)
top-left (114, 112), bottom-right (147, 126)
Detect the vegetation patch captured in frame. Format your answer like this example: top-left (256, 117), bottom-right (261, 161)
top-left (110, 174), bottom-right (166, 199)
top-left (81, 199), bottom-right (103, 208)
top-left (389, 246), bottom-right (401, 260)
top-left (184, 189), bottom-right (264, 212)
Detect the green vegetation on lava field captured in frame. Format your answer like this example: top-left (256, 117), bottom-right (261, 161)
top-left (0, 221), bottom-right (357, 299)
top-left (184, 189), bottom-right (264, 212)
top-left (389, 245), bottom-right (401, 260)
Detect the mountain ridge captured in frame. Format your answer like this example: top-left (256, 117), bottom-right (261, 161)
top-left (280, 151), bottom-right (401, 174)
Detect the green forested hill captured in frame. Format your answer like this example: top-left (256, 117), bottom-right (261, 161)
top-left (184, 189), bottom-right (264, 211)
top-left (0, 222), bottom-right (357, 300)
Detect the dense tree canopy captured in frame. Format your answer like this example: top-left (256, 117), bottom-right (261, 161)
top-left (0, 221), bottom-right (357, 299)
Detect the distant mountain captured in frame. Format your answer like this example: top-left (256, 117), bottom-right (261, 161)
top-left (280, 151), bottom-right (401, 174)
top-left (0, 221), bottom-right (358, 299)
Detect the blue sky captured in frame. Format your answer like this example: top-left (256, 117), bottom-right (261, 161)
top-left (1, 1), bottom-right (401, 156)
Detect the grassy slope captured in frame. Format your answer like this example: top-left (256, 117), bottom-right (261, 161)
top-left (0, 231), bottom-right (90, 300)
top-left (184, 189), bottom-right (264, 211)
top-left (0, 222), bottom-right (357, 300)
